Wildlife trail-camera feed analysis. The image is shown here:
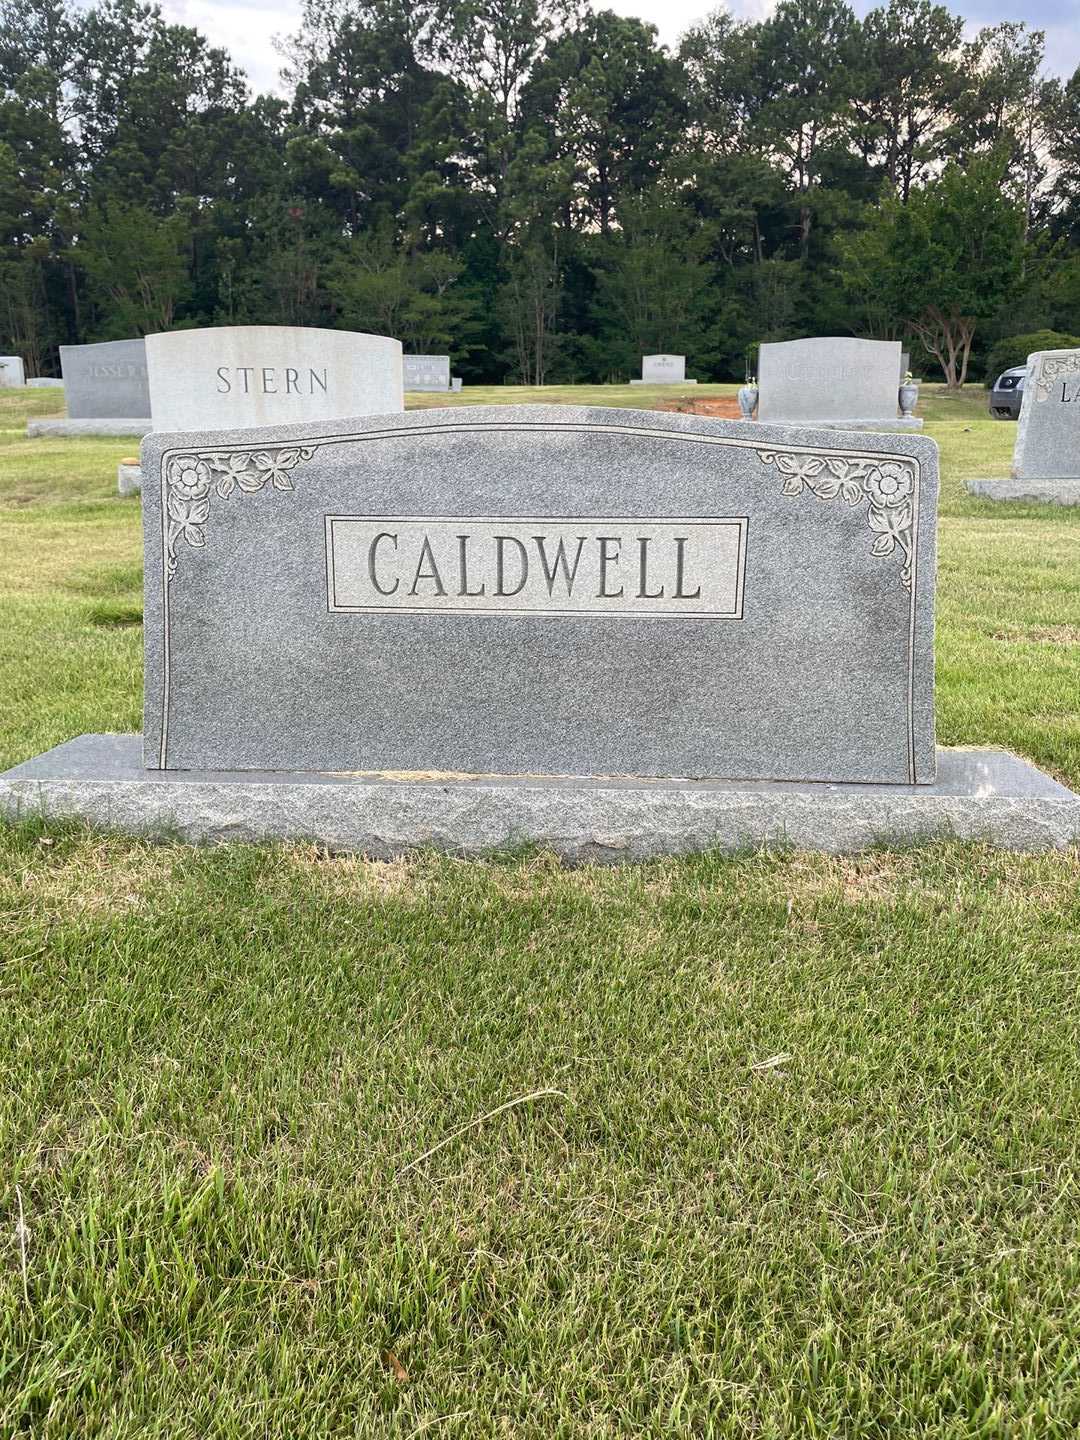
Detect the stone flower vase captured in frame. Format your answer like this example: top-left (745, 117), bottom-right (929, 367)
top-left (899, 376), bottom-right (919, 418)
top-left (738, 381), bottom-right (759, 419)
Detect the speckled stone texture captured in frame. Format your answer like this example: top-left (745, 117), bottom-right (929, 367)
top-left (28, 418), bottom-right (153, 437)
top-left (3, 737), bottom-right (1077, 860)
top-left (967, 478), bottom-right (1080, 505)
top-left (758, 338), bottom-right (916, 428)
top-left (59, 339), bottom-right (150, 419)
top-left (1012, 349), bottom-right (1080, 481)
top-left (141, 405), bottom-right (938, 783)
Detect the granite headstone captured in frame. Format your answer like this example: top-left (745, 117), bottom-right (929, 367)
top-left (0, 356), bottom-right (25, 387)
top-left (60, 339), bottom-right (151, 419)
top-left (141, 405), bottom-right (937, 784)
top-left (1012, 349), bottom-right (1080, 481)
top-left (758, 338), bottom-right (918, 430)
top-left (404, 355), bottom-right (452, 391)
top-left (145, 326), bottom-right (403, 431)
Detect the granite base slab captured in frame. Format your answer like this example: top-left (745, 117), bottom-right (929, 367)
top-left (2, 736), bottom-right (1078, 861)
top-left (27, 418), bottom-right (153, 438)
top-left (967, 477), bottom-right (1080, 505)
top-left (629, 379), bottom-right (697, 385)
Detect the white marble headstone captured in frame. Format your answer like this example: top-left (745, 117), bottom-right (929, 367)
top-left (641, 354), bottom-right (686, 384)
top-left (145, 326), bottom-right (403, 431)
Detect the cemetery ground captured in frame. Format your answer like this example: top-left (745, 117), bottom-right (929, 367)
top-left (1, 384), bottom-right (1079, 1435)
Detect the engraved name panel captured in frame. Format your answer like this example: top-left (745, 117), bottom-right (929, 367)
top-left (325, 516), bottom-right (747, 617)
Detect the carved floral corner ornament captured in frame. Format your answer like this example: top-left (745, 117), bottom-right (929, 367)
top-left (1034, 354), bottom-right (1080, 402)
top-left (756, 449), bottom-right (916, 592)
top-left (163, 446), bottom-right (316, 577)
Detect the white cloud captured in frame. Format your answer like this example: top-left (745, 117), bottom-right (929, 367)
top-left (156, 0), bottom-right (1078, 95)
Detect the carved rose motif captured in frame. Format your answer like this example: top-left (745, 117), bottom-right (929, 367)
top-left (756, 448), bottom-right (918, 591)
top-left (163, 444), bottom-right (316, 576)
top-left (168, 458), bottom-right (212, 501)
top-left (865, 462), bottom-right (914, 509)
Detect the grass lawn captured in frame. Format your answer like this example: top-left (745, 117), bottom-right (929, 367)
top-left (2, 381), bottom-right (1080, 1436)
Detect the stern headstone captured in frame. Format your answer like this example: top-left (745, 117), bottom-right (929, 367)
top-left (145, 326), bottom-right (403, 431)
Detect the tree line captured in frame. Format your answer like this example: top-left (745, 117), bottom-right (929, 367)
top-left (2, 0), bottom-right (1078, 386)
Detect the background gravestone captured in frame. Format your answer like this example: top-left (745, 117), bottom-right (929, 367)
top-left (60, 339), bottom-right (150, 418)
top-left (404, 355), bottom-right (451, 391)
top-left (141, 405), bottom-right (937, 785)
top-left (1013, 349), bottom-right (1080, 481)
top-left (145, 326), bottom-right (403, 431)
top-left (967, 348), bottom-right (1080, 504)
top-left (757, 338), bottom-right (917, 429)
top-left (0, 356), bottom-right (25, 387)
top-left (633, 354), bottom-right (688, 385)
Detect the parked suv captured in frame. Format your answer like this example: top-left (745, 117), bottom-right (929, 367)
top-left (989, 365), bottom-right (1025, 420)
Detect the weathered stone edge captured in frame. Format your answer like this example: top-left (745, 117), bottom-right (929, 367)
top-left (3, 775), bottom-right (1079, 859)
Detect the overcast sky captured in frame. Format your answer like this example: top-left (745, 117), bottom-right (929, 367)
top-left (158, 0), bottom-right (1080, 97)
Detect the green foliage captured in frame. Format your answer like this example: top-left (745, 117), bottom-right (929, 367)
top-left (983, 331), bottom-right (1080, 384)
top-left (0, 0), bottom-right (1076, 382)
top-left (841, 155), bottom-right (1025, 386)
top-left (77, 203), bottom-right (192, 336)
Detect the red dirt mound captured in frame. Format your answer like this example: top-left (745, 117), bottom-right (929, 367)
top-left (655, 396), bottom-right (744, 419)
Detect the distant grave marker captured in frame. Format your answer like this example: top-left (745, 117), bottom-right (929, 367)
top-left (404, 355), bottom-right (451, 392)
top-left (631, 355), bottom-right (694, 386)
top-left (0, 356), bottom-right (25, 387)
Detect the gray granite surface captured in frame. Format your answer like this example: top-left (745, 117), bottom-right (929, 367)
top-left (59, 338), bottom-right (151, 419)
top-left (3, 736), bottom-right (1077, 859)
top-left (758, 338), bottom-right (905, 426)
top-left (141, 405), bottom-right (938, 783)
top-left (26, 377), bottom-right (63, 388)
top-left (28, 418), bottom-right (153, 437)
top-left (1013, 349), bottom-right (1080, 481)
